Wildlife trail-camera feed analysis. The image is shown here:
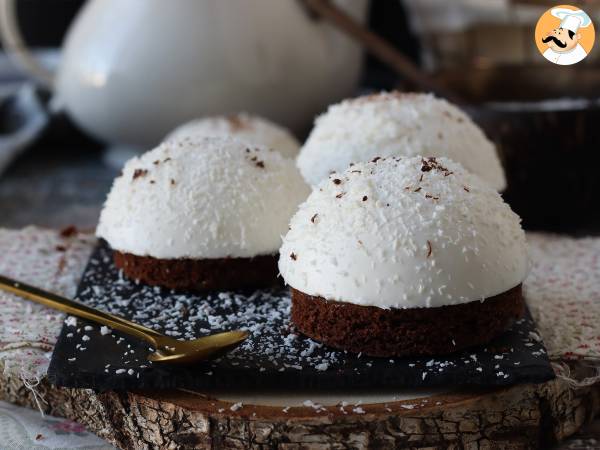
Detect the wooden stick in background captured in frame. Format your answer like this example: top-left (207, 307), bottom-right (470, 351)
top-left (302, 0), bottom-right (460, 103)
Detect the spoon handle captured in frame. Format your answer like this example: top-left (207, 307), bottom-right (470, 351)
top-left (0, 274), bottom-right (160, 346)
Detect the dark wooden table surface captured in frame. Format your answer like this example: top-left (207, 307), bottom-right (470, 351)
top-left (0, 138), bottom-right (598, 449)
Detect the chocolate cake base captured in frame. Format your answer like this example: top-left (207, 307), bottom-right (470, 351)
top-left (113, 250), bottom-right (279, 291)
top-left (291, 285), bottom-right (524, 357)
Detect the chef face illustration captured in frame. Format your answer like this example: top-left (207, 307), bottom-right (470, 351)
top-left (536, 6), bottom-right (594, 66)
top-left (542, 26), bottom-right (580, 53)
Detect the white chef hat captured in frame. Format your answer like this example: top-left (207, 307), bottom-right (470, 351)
top-left (551, 7), bottom-right (592, 33)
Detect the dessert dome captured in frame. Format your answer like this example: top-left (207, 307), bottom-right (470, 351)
top-left (166, 114), bottom-right (300, 158)
top-left (97, 136), bottom-right (310, 260)
top-left (297, 92), bottom-right (506, 190)
top-left (279, 156), bottom-right (527, 309)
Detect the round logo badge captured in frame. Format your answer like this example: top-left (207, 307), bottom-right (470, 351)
top-left (535, 4), bottom-right (595, 65)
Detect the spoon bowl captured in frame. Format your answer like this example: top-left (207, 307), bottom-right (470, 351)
top-left (147, 330), bottom-right (249, 364)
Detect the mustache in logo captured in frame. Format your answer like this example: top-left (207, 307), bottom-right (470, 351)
top-left (542, 35), bottom-right (567, 48)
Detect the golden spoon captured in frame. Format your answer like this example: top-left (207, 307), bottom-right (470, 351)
top-left (0, 274), bottom-right (248, 365)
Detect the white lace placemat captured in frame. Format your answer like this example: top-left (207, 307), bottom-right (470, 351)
top-left (525, 232), bottom-right (600, 361)
top-left (0, 226), bottom-right (95, 382)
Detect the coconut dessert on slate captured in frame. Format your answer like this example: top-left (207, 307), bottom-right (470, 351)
top-left (97, 136), bottom-right (310, 291)
top-left (279, 156), bottom-right (528, 357)
top-left (296, 92), bottom-right (506, 191)
top-left (165, 113), bottom-right (301, 159)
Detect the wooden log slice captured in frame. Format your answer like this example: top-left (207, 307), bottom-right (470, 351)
top-left (0, 361), bottom-right (598, 449)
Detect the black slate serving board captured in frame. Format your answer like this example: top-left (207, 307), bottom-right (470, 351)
top-left (48, 242), bottom-right (555, 392)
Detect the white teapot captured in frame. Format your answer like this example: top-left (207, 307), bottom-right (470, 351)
top-left (0, 0), bottom-right (367, 146)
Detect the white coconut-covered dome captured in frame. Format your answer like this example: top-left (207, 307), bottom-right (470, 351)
top-left (279, 156), bottom-right (527, 309)
top-left (297, 92), bottom-right (506, 190)
top-left (97, 136), bottom-right (310, 259)
top-left (166, 114), bottom-right (300, 159)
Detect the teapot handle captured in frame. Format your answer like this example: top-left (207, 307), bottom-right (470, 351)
top-left (0, 0), bottom-right (55, 89)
